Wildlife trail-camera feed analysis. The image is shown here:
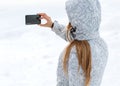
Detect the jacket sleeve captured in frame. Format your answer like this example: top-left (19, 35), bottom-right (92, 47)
top-left (51, 20), bottom-right (73, 41)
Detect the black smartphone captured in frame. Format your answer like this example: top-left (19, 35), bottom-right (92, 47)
top-left (25, 15), bottom-right (41, 25)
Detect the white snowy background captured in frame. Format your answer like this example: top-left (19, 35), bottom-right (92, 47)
top-left (0, 0), bottom-right (120, 86)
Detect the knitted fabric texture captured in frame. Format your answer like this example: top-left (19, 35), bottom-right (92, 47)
top-left (51, 0), bottom-right (108, 86)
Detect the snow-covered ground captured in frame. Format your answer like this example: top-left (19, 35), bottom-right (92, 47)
top-left (0, 0), bottom-right (120, 86)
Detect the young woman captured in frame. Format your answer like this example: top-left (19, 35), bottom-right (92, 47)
top-left (38, 0), bottom-right (108, 86)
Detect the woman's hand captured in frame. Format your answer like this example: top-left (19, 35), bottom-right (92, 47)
top-left (37, 13), bottom-right (53, 28)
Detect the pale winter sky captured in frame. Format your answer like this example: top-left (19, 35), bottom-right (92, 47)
top-left (0, 0), bottom-right (66, 8)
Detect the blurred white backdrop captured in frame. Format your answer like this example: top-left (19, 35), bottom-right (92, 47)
top-left (0, 0), bottom-right (120, 86)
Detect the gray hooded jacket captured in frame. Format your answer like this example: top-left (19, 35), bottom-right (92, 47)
top-left (51, 0), bottom-right (108, 86)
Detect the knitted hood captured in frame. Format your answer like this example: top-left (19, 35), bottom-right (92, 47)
top-left (65, 0), bottom-right (101, 40)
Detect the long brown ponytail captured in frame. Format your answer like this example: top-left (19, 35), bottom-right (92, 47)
top-left (63, 23), bottom-right (92, 86)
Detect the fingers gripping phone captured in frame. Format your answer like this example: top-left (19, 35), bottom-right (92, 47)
top-left (25, 15), bottom-right (41, 25)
